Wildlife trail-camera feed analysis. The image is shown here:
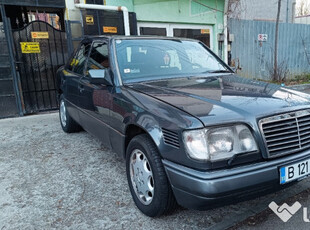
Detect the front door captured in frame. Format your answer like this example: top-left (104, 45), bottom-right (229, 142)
top-left (78, 40), bottom-right (112, 148)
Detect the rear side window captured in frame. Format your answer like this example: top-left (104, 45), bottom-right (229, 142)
top-left (68, 43), bottom-right (91, 75)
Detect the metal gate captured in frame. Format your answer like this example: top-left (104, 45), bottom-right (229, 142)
top-left (11, 20), bottom-right (68, 114)
top-left (0, 6), bottom-right (21, 118)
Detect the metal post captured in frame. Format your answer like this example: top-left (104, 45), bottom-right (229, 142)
top-left (65, 20), bottom-right (74, 55)
top-left (0, 5), bottom-right (24, 115)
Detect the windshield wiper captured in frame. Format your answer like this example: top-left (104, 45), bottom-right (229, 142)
top-left (208, 70), bottom-right (231, 73)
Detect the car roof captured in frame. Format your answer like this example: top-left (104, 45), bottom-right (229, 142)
top-left (82, 35), bottom-right (198, 43)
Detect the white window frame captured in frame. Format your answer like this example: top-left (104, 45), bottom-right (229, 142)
top-left (137, 22), bottom-right (170, 36)
top-left (169, 23), bottom-right (213, 50)
top-left (137, 22), bottom-right (213, 50)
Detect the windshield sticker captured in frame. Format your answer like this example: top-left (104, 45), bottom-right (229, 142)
top-left (131, 69), bottom-right (140, 73)
top-left (116, 40), bottom-right (122, 44)
top-left (124, 68), bottom-right (141, 74)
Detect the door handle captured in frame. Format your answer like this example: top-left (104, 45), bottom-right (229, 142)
top-left (78, 84), bottom-right (84, 93)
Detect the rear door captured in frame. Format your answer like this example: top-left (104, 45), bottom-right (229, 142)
top-left (64, 42), bottom-right (91, 122)
top-left (78, 40), bottom-right (113, 148)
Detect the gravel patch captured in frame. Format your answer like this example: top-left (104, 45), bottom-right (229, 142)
top-left (1, 112), bottom-right (310, 229)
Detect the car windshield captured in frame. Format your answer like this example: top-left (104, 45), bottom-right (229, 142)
top-left (115, 39), bottom-right (229, 83)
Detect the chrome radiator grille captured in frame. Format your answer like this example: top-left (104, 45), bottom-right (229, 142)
top-left (259, 110), bottom-right (310, 157)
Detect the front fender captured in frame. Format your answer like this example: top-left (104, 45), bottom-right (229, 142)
top-left (114, 87), bottom-right (204, 167)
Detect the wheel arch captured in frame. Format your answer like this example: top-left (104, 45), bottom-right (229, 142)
top-left (124, 123), bottom-right (162, 159)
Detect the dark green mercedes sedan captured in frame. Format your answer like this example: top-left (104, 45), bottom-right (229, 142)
top-left (57, 36), bottom-right (310, 217)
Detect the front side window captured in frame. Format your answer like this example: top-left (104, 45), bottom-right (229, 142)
top-left (115, 39), bottom-right (228, 83)
top-left (85, 42), bottom-right (109, 77)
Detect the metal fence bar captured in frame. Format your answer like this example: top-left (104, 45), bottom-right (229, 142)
top-left (32, 22), bottom-right (46, 109)
top-left (44, 22), bottom-right (55, 108)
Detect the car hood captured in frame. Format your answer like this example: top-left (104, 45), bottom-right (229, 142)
top-left (127, 74), bottom-right (310, 127)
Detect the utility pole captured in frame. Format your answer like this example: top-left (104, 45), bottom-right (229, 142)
top-left (274, 0), bottom-right (282, 81)
top-left (286, 0), bottom-right (289, 23)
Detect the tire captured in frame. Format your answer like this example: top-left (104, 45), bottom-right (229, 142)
top-left (59, 94), bottom-right (81, 133)
top-left (126, 134), bottom-right (177, 217)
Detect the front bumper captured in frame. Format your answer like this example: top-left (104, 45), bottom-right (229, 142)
top-left (163, 150), bottom-right (310, 210)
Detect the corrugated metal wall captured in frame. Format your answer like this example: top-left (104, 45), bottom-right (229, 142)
top-left (229, 19), bottom-right (310, 80)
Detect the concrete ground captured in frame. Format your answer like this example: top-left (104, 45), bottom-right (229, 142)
top-left (1, 113), bottom-right (310, 229)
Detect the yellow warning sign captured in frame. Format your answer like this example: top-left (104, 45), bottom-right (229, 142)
top-left (20, 42), bottom-right (41, 53)
top-left (31, 32), bottom-right (49, 39)
top-left (201, 29), bottom-right (210, 34)
top-left (103, 26), bottom-right (117, 33)
top-left (86, 15), bottom-right (94, 25)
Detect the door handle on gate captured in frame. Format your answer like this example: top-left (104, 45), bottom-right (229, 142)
top-left (78, 84), bottom-right (84, 93)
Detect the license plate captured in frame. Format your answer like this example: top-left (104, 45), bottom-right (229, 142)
top-left (280, 159), bottom-right (310, 184)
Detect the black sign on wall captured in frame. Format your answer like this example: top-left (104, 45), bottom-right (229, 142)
top-left (82, 9), bottom-right (137, 36)
top-left (85, 0), bottom-right (103, 4)
top-left (0, 0), bottom-right (66, 8)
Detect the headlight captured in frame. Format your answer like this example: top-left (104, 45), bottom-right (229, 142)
top-left (183, 129), bottom-right (208, 160)
top-left (183, 124), bottom-right (258, 161)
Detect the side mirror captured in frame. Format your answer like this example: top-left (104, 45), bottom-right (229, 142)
top-left (88, 69), bottom-right (113, 86)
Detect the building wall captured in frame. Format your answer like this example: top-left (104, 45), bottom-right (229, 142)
top-left (105, 0), bottom-right (134, 11)
top-left (65, 0), bottom-right (82, 21)
top-left (109, 0), bottom-right (225, 55)
top-left (229, 0), bottom-right (296, 23)
top-left (65, 0), bottom-right (226, 56)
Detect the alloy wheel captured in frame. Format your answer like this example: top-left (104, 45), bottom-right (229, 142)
top-left (129, 149), bottom-right (154, 205)
top-left (60, 100), bottom-right (67, 127)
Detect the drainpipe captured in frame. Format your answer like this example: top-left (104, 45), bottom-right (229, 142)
top-left (223, 0), bottom-right (228, 63)
top-left (75, 3), bottom-right (130, 36)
